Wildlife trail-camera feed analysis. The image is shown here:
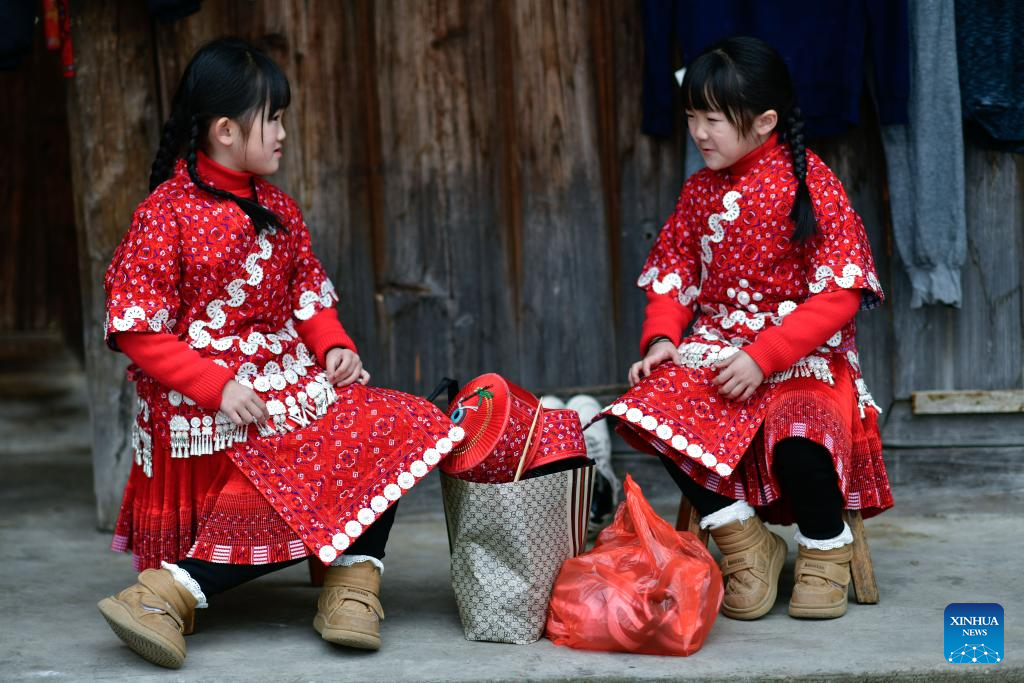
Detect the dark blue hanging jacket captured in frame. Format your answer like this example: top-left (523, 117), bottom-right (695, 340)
top-left (642, 0), bottom-right (910, 139)
top-left (955, 0), bottom-right (1024, 152)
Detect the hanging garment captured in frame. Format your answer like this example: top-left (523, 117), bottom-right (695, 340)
top-left (955, 0), bottom-right (1024, 151)
top-left (641, 0), bottom-right (909, 139)
top-left (881, 0), bottom-right (967, 307)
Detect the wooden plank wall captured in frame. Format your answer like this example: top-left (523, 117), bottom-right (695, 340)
top-left (63, 0), bottom-right (1024, 526)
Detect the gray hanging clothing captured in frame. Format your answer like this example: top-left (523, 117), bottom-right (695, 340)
top-left (881, 0), bottom-right (966, 307)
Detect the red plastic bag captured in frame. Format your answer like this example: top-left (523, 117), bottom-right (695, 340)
top-left (545, 475), bottom-right (723, 655)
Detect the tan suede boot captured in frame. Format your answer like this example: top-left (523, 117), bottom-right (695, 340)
top-left (97, 568), bottom-right (197, 668)
top-left (789, 543), bottom-right (853, 619)
top-left (709, 516), bottom-right (787, 620)
top-left (313, 561), bottom-right (383, 650)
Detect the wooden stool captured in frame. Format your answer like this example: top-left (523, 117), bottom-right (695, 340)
top-left (674, 497), bottom-right (879, 604)
top-left (308, 557), bottom-right (328, 587)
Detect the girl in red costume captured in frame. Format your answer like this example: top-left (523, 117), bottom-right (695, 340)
top-left (598, 37), bottom-right (892, 621)
top-left (97, 38), bottom-right (464, 667)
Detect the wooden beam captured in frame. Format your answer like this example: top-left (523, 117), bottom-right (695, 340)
top-left (883, 400), bottom-right (1024, 448)
top-left (912, 389), bottom-right (1024, 415)
top-left (66, 0), bottom-right (162, 529)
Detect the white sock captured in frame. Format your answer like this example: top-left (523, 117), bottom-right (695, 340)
top-left (330, 554), bottom-right (384, 574)
top-left (699, 499), bottom-right (756, 530)
top-left (795, 522), bottom-right (854, 550)
top-left (161, 561), bottom-right (208, 609)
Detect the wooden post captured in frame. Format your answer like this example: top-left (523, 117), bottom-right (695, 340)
top-left (844, 510), bottom-right (880, 604)
top-left (65, 0), bottom-right (162, 528)
top-left (674, 495), bottom-right (709, 545)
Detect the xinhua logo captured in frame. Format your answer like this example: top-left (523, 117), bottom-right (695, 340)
top-left (944, 603), bottom-right (1003, 663)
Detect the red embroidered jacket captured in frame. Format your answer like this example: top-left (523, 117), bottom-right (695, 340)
top-left (104, 159), bottom-right (351, 472)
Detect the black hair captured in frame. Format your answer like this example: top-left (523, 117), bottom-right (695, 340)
top-left (149, 37), bottom-right (291, 233)
top-left (681, 36), bottom-right (817, 242)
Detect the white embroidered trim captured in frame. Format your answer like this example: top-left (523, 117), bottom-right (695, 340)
top-left (638, 267), bottom-right (701, 305)
top-left (808, 263), bottom-right (864, 294)
top-left (208, 319), bottom-right (300, 356)
top-left (188, 232), bottom-right (274, 349)
top-left (607, 401), bottom-right (734, 476)
top-left (702, 297), bottom-right (797, 333)
top-left (131, 396), bottom-right (153, 477)
top-left (699, 500), bottom-right (756, 530)
top-left (110, 306), bottom-right (175, 334)
top-left (315, 425), bottom-right (466, 564)
top-left (637, 191), bottom-right (741, 305)
top-left (161, 561), bottom-right (208, 609)
top-left (330, 554), bottom-right (384, 574)
top-left (795, 522), bottom-right (853, 551)
top-left (236, 342), bottom-right (317, 393)
top-left (694, 324), bottom-right (751, 347)
top-left (294, 280), bottom-right (339, 320)
top-left (699, 190), bottom-right (742, 283)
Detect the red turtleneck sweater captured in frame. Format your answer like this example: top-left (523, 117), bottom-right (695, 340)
top-left (115, 152), bottom-right (357, 411)
top-left (639, 133), bottom-right (861, 377)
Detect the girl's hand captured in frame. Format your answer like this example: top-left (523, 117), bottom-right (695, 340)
top-left (325, 347), bottom-right (370, 387)
top-left (712, 350), bottom-right (764, 402)
top-left (629, 339), bottom-right (682, 387)
top-left (220, 380), bottom-right (269, 427)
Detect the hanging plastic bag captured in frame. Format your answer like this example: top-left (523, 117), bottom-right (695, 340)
top-left (545, 475), bottom-right (723, 656)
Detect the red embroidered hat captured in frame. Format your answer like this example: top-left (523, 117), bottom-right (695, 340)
top-left (440, 373), bottom-right (588, 483)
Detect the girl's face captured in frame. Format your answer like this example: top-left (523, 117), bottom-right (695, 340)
top-left (242, 108), bottom-right (286, 176)
top-left (686, 109), bottom-right (776, 171)
top-left (209, 106), bottom-right (287, 176)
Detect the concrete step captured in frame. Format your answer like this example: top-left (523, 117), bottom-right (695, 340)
top-left (1, 452), bottom-right (1020, 682)
top-left (0, 333), bottom-right (91, 456)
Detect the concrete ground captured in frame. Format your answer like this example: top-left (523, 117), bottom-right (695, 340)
top-left (1, 340), bottom-right (1021, 682)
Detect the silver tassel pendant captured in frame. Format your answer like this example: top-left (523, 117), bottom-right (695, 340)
top-left (215, 413), bottom-right (232, 450)
top-left (201, 416), bottom-right (214, 455)
top-left (189, 417), bottom-right (202, 456)
top-left (170, 416), bottom-right (190, 458)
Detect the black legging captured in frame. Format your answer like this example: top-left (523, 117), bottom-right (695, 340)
top-left (660, 437), bottom-right (845, 540)
top-left (177, 503), bottom-right (398, 596)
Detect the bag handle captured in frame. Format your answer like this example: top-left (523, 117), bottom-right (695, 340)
top-left (427, 377), bottom-right (460, 406)
top-left (512, 403), bottom-right (544, 482)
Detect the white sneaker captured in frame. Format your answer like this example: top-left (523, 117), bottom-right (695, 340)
top-left (539, 395), bottom-right (567, 410)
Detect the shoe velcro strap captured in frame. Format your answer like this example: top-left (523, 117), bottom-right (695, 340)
top-left (795, 558), bottom-right (849, 585)
top-left (139, 594), bottom-right (185, 630)
top-left (720, 550), bottom-right (768, 577)
top-left (327, 586), bottom-right (385, 620)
